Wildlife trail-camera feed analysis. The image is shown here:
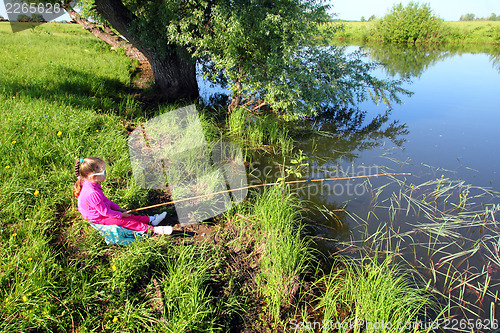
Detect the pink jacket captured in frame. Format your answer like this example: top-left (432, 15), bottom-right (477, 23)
top-left (77, 179), bottom-right (123, 222)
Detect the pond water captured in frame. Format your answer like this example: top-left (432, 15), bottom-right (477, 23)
top-left (249, 44), bottom-right (500, 325)
top-left (365, 47), bottom-right (500, 191)
top-left (199, 43), bottom-right (500, 325)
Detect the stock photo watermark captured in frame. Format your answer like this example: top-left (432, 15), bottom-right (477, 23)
top-left (249, 161), bottom-right (379, 199)
top-left (128, 104), bottom-right (247, 226)
top-left (127, 104), bottom-right (383, 225)
top-left (289, 318), bottom-right (439, 331)
top-left (289, 318), bottom-right (499, 331)
top-left (3, 0), bottom-right (76, 32)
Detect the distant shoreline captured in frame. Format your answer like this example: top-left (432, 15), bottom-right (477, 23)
top-left (321, 21), bottom-right (500, 45)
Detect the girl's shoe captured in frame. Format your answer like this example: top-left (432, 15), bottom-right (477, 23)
top-left (150, 212), bottom-right (167, 226)
top-left (154, 225), bottom-right (173, 235)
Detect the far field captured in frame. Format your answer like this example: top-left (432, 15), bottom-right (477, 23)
top-left (323, 21), bottom-right (500, 44)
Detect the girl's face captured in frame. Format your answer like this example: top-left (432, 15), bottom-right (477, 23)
top-left (89, 163), bottom-right (106, 183)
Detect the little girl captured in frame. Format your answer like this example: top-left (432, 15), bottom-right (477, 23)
top-left (74, 157), bottom-right (172, 235)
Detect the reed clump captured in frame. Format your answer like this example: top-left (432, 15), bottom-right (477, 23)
top-left (227, 107), bottom-right (293, 153)
top-left (336, 171), bottom-right (500, 322)
top-left (232, 186), bottom-right (314, 323)
top-left (318, 255), bottom-right (437, 332)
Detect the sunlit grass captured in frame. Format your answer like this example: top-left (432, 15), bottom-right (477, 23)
top-left (233, 186), bottom-right (314, 323)
top-left (0, 22), bottom-right (303, 331)
top-left (160, 243), bottom-right (217, 332)
top-left (0, 22), bottom-right (169, 331)
top-left (318, 255), bottom-right (437, 332)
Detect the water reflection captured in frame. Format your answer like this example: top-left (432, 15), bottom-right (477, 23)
top-left (248, 106), bottom-right (409, 244)
top-left (490, 51), bottom-right (500, 72)
top-left (347, 42), bottom-right (500, 78)
top-left (293, 107), bottom-right (408, 164)
top-left (362, 44), bottom-right (450, 79)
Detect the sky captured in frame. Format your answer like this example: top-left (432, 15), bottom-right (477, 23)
top-left (329, 0), bottom-right (499, 21)
top-left (0, 0), bottom-right (498, 22)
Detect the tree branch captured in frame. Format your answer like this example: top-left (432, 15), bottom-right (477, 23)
top-left (58, 1), bottom-right (147, 62)
top-left (92, 0), bottom-right (152, 60)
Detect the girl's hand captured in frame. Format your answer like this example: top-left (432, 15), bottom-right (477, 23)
top-left (121, 212), bottom-right (131, 218)
top-left (118, 207), bottom-right (127, 212)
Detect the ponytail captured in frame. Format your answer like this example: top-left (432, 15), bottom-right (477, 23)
top-left (74, 178), bottom-right (84, 198)
top-left (73, 157), bottom-right (105, 197)
top-left (73, 158), bottom-right (83, 197)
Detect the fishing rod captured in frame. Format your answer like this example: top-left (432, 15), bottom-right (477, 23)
top-left (126, 172), bottom-right (411, 213)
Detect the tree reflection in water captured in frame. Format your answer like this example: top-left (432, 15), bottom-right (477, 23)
top-left (292, 106), bottom-right (408, 165)
top-left (359, 42), bottom-right (500, 78)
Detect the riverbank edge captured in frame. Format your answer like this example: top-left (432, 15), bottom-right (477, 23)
top-left (320, 21), bottom-right (500, 46)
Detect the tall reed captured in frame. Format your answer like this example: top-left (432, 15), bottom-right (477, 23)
top-left (318, 254), bottom-right (437, 332)
top-left (236, 186), bottom-right (313, 323)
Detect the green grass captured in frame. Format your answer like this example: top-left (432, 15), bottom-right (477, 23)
top-left (318, 255), bottom-right (437, 332)
top-left (109, 239), bottom-right (220, 332)
top-left (233, 186), bottom-right (314, 323)
top-left (322, 21), bottom-right (500, 44)
top-left (0, 22), bottom-right (230, 331)
top-left (160, 243), bottom-right (217, 332)
top-left (320, 21), bottom-right (374, 43)
top-left (444, 21), bottom-right (500, 44)
top-left (0, 22), bottom-right (304, 331)
top-left (0, 22), bottom-right (153, 332)
top-left (227, 107), bottom-right (293, 153)
top-left (0, 23), bottom-right (137, 111)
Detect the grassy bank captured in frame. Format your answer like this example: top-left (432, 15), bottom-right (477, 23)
top-left (227, 106), bottom-right (293, 154)
top-left (0, 22), bottom-right (437, 331)
top-left (322, 21), bottom-right (500, 44)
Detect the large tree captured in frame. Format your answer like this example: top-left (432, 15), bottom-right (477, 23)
top-left (52, 0), bottom-right (406, 116)
top-left (80, 0), bottom-right (199, 102)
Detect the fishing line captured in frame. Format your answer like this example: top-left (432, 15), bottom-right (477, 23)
top-left (126, 172), bottom-right (411, 213)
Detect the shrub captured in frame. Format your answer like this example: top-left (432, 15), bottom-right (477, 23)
top-left (31, 14), bottom-right (46, 23)
top-left (373, 1), bottom-right (444, 44)
top-left (16, 14), bottom-right (32, 22)
top-left (489, 26), bottom-right (500, 43)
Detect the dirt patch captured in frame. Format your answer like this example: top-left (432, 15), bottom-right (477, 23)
top-left (206, 220), bottom-right (267, 332)
top-left (121, 120), bottom-right (136, 133)
top-left (139, 189), bottom-right (226, 243)
top-left (131, 61), bottom-right (154, 90)
top-left (50, 205), bottom-right (88, 259)
top-left (146, 277), bottom-right (166, 321)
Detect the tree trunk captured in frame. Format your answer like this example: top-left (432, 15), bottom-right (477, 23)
top-left (148, 51), bottom-right (199, 102)
top-left (75, 0), bottom-right (199, 101)
top-left (228, 66), bottom-right (243, 113)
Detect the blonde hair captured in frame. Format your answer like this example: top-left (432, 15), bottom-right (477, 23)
top-left (73, 157), bottom-right (105, 197)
